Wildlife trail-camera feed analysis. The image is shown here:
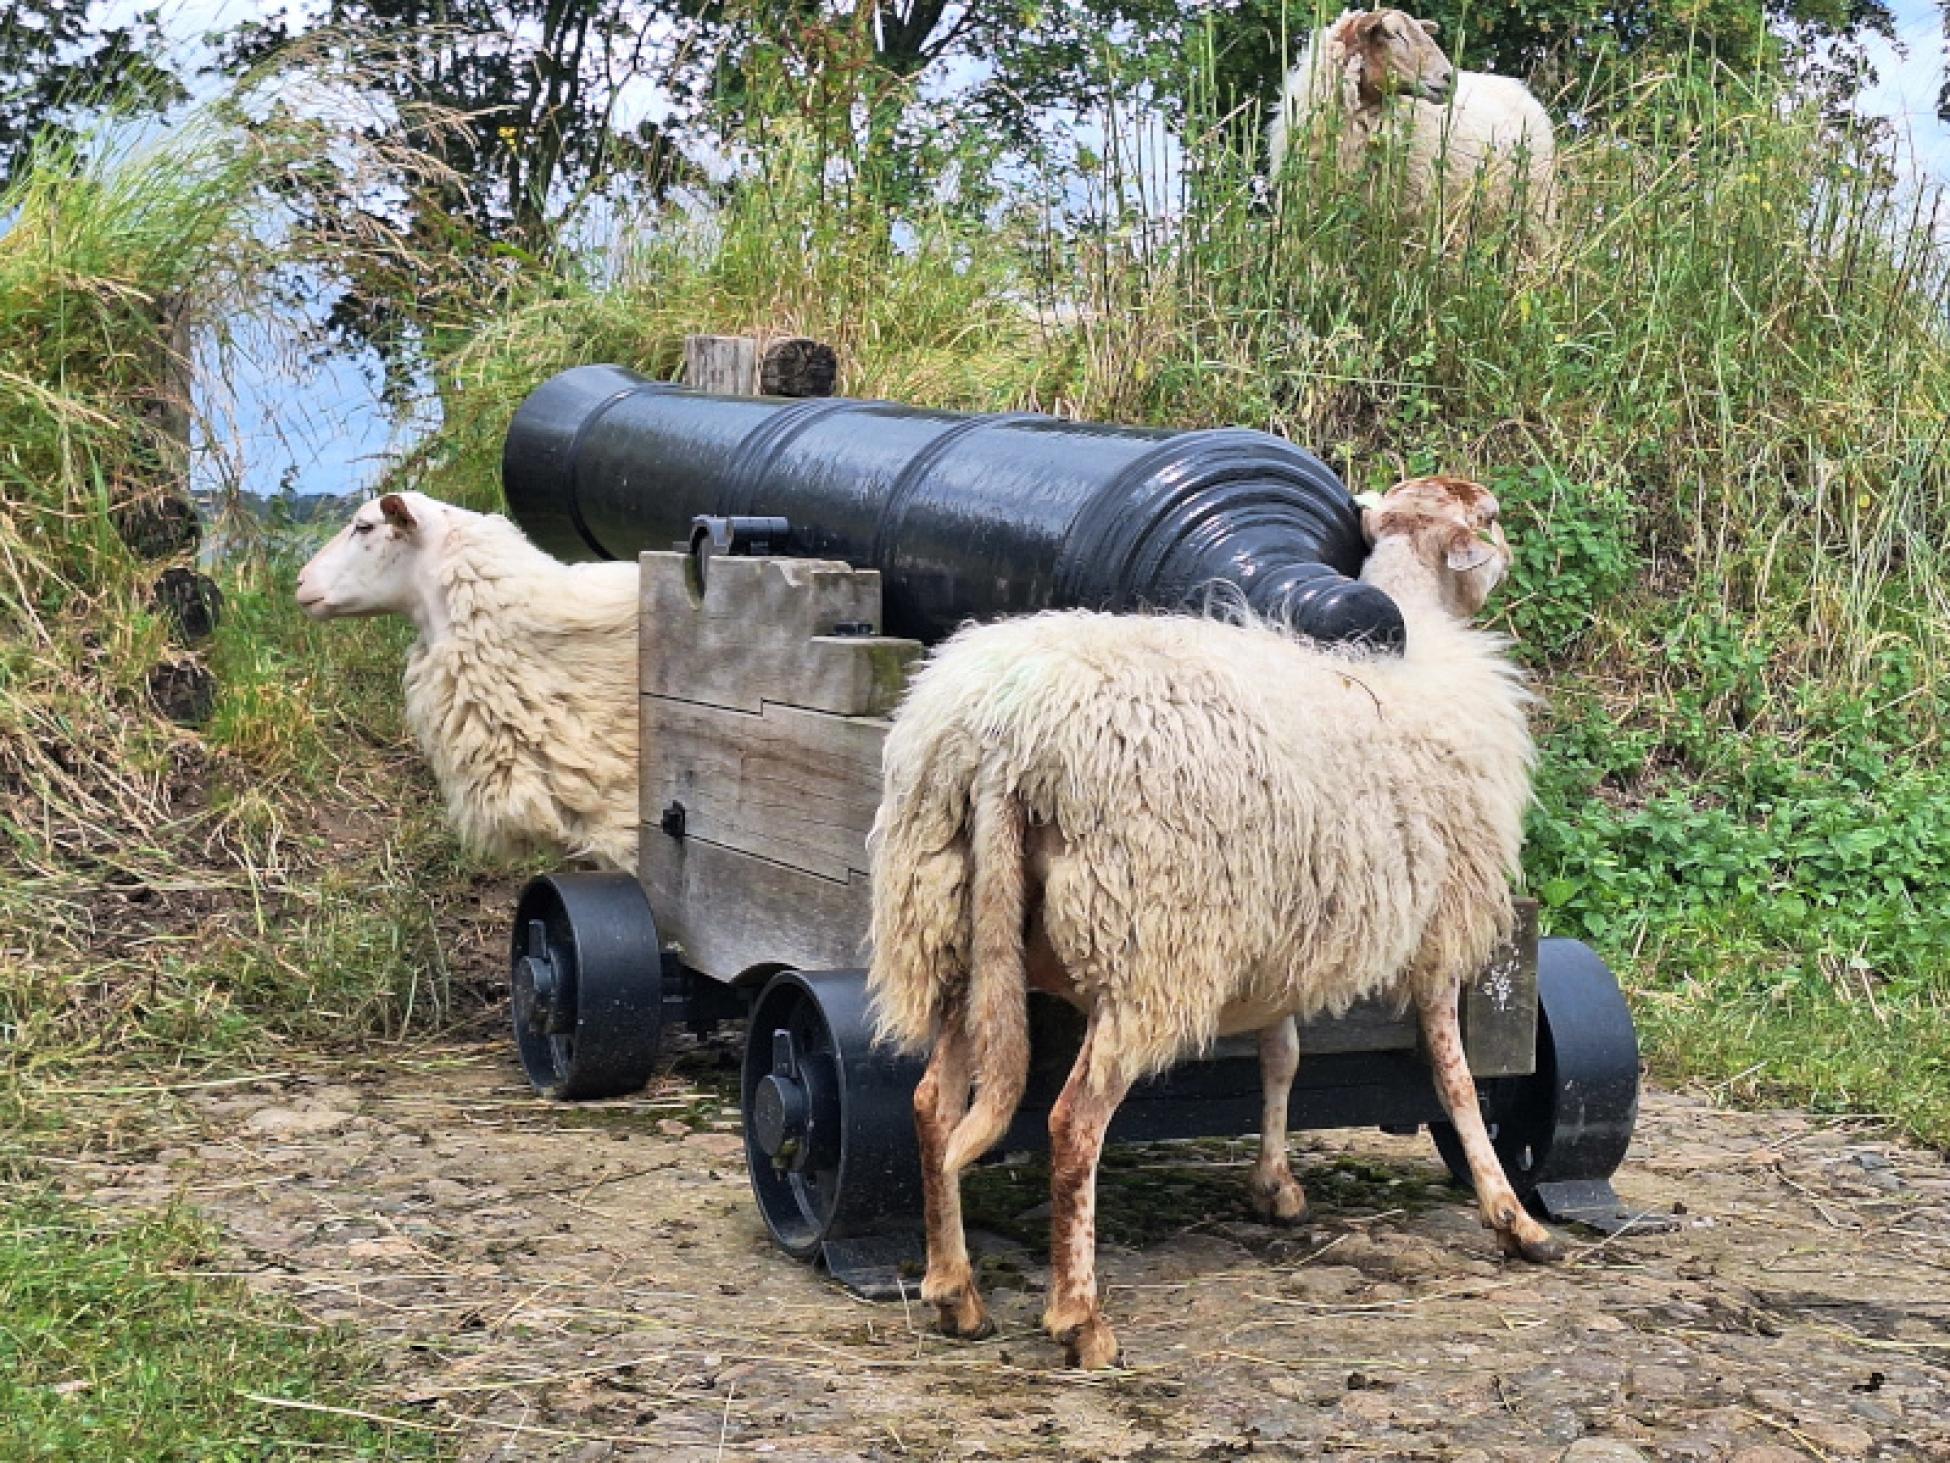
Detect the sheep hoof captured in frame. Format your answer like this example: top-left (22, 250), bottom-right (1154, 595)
top-left (1495, 1226), bottom-right (1564, 1265)
top-left (1250, 1183), bottom-right (1312, 1227)
top-left (1517, 1230), bottom-right (1565, 1264)
top-left (934, 1293), bottom-right (995, 1340)
top-left (942, 1311), bottom-right (997, 1341)
top-left (1059, 1317), bottom-right (1122, 1370)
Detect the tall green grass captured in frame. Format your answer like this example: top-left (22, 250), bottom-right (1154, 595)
top-left (0, 84), bottom-right (484, 1451)
top-left (411, 60), bottom-right (1950, 1142)
top-left (0, 91), bottom-right (487, 1109)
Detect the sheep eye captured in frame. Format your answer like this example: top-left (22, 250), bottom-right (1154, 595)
top-left (353, 522), bottom-right (375, 536)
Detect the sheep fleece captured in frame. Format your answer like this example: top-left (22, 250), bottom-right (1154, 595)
top-left (1270, 16), bottom-right (1555, 225)
top-left (402, 514), bottom-right (639, 870)
top-left (868, 608), bottom-right (1533, 1087)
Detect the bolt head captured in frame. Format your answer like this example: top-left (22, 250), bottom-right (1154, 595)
top-left (519, 954), bottom-right (561, 1033)
top-left (752, 1072), bottom-right (811, 1166)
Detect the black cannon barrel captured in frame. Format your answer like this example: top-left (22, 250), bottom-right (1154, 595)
top-left (502, 364), bottom-right (1403, 650)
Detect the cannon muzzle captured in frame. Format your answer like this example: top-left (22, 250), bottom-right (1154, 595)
top-left (502, 365), bottom-right (1403, 650)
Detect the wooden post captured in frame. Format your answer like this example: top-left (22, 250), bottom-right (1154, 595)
top-left (759, 335), bottom-right (839, 397)
top-left (683, 333), bottom-right (838, 398)
top-left (683, 334), bottom-right (759, 395)
top-left (148, 294), bottom-right (195, 479)
top-left (115, 294), bottom-right (201, 560)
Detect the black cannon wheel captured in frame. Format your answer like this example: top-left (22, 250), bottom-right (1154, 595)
top-left (1430, 937), bottom-right (1640, 1202)
top-left (510, 872), bottom-right (666, 1100)
top-left (742, 970), bottom-right (925, 1261)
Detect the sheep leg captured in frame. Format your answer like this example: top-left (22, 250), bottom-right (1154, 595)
top-left (1044, 1024), bottom-right (1133, 1369)
top-left (1414, 981), bottom-right (1564, 1263)
top-left (914, 1017), bottom-right (993, 1340)
top-left (1249, 1017), bottom-right (1310, 1225)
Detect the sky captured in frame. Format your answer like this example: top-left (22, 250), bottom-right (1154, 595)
top-left (95, 0), bottom-right (678, 503)
top-left (76, 0), bottom-right (1950, 502)
top-left (1858, 0), bottom-right (1950, 182)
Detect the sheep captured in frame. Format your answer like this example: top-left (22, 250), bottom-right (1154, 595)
top-left (866, 475), bottom-right (1559, 1370)
top-left (1269, 10), bottom-right (1556, 232)
top-left (296, 491), bottom-right (639, 871)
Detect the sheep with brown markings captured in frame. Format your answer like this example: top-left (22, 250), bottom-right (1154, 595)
top-left (1270, 9), bottom-right (1556, 233)
top-left (866, 475), bottom-right (1558, 1370)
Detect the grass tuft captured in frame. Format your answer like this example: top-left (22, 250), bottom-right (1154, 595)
top-left (0, 1192), bottom-right (431, 1459)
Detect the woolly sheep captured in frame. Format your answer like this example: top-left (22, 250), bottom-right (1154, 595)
top-left (867, 475), bottom-right (1558, 1370)
top-left (296, 491), bottom-right (639, 871)
top-left (1269, 10), bottom-right (1556, 231)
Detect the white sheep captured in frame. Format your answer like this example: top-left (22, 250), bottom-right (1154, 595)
top-left (867, 475), bottom-right (1559, 1370)
top-left (297, 491), bottom-right (639, 871)
top-left (1269, 10), bottom-right (1556, 232)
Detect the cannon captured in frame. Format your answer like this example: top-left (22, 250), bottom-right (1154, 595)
top-left (502, 363), bottom-right (1404, 650)
top-left (500, 365), bottom-right (1655, 1295)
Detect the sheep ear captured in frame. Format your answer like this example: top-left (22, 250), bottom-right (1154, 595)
top-left (1354, 492), bottom-right (1385, 545)
top-left (1445, 527), bottom-right (1497, 573)
top-left (1418, 17), bottom-right (1440, 36)
top-left (379, 494), bottom-right (417, 533)
top-left (1344, 11), bottom-right (1383, 42)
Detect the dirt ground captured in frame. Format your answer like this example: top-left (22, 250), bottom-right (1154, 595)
top-left (59, 1034), bottom-right (1950, 1462)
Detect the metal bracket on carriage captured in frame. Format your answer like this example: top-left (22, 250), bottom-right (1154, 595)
top-left (686, 514), bottom-right (793, 589)
top-left (820, 1233), bottom-right (927, 1301)
top-left (1532, 1179), bottom-right (1679, 1237)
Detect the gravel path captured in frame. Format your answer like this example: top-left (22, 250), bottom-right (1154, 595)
top-left (67, 1044), bottom-right (1950, 1461)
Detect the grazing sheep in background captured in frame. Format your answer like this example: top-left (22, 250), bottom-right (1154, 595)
top-left (868, 475), bottom-right (1557, 1370)
top-left (1270, 10), bottom-right (1556, 232)
top-left (297, 491), bottom-right (638, 871)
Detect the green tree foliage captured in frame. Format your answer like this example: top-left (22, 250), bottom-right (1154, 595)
top-left (223, 1), bottom-right (689, 247)
top-left (0, 2), bottom-right (186, 189)
top-left (215, 1), bottom-right (701, 391)
top-left (1379, 0), bottom-right (1889, 83)
top-left (63, 0), bottom-right (1907, 393)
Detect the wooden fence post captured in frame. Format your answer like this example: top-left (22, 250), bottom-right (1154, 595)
top-left (683, 334), bottom-right (759, 395)
top-left (758, 336), bottom-right (838, 397)
top-left (114, 294), bottom-right (202, 559)
top-left (683, 334), bottom-right (838, 398)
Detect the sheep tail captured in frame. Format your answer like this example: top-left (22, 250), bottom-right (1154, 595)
top-left (941, 771), bottom-right (1031, 1175)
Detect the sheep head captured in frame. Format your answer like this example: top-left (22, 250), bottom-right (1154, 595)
top-left (1335, 9), bottom-right (1454, 106)
top-left (1358, 476), bottom-right (1509, 617)
top-left (296, 491), bottom-right (447, 625)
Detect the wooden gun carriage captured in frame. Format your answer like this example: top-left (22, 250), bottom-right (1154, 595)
top-left (500, 361), bottom-right (1646, 1294)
